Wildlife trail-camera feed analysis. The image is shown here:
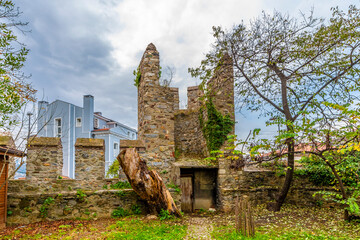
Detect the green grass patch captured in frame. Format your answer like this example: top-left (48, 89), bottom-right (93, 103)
top-left (104, 218), bottom-right (187, 239)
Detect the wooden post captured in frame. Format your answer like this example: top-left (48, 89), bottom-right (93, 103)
top-left (236, 195), bottom-right (255, 237)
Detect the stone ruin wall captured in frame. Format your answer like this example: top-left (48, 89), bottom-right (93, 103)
top-left (136, 43), bottom-right (179, 182)
top-left (6, 137), bottom-right (183, 225)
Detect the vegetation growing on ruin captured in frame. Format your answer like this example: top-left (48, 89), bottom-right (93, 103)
top-left (133, 67), bottom-right (141, 87)
top-left (199, 98), bottom-right (234, 153)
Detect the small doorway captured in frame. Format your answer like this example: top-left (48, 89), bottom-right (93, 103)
top-left (180, 168), bottom-right (217, 213)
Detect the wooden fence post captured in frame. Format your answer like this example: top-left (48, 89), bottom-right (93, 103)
top-left (235, 195), bottom-right (255, 237)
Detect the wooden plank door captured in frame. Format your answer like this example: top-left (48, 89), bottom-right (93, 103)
top-left (180, 176), bottom-right (193, 212)
top-left (0, 160), bottom-right (8, 228)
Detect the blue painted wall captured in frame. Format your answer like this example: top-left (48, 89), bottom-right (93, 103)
top-left (37, 95), bottom-right (137, 178)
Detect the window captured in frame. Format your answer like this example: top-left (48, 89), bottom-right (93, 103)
top-left (55, 118), bottom-right (62, 137)
top-left (127, 131), bottom-right (130, 136)
top-left (132, 133), bottom-right (135, 139)
top-left (94, 118), bottom-right (99, 129)
top-left (76, 117), bottom-right (82, 127)
top-left (114, 143), bottom-right (118, 150)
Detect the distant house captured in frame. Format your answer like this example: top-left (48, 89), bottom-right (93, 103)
top-left (37, 95), bottom-right (137, 178)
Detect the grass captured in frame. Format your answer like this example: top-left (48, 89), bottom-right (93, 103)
top-left (0, 216), bottom-right (186, 240)
top-left (1, 204), bottom-right (360, 239)
top-left (104, 218), bottom-right (187, 239)
top-left (212, 204), bottom-right (360, 240)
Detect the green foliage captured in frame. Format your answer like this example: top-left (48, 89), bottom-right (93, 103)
top-left (106, 160), bottom-right (120, 178)
top-left (159, 209), bottom-right (174, 221)
top-left (76, 189), bottom-right (87, 202)
top-left (111, 207), bottom-right (130, 218)
top-left (39, 197), bottom-right (54, 218)
top-left (167, 183), bottom-right (181, 194)
top-left (7, 210), bottom-right (12, 216)
top-left (102, 184), bottom-right (108, 189)
top-left (131, 204), bottom-right (142, 215)
top-left (114, 190), bottom-right (126, 197)
top-left (0, 1), bottom-right (35, 129)
top-left (133, 67), bottom-right (141, 87)
top-left (199, 98), bottom-right (234, 153)
top-left (297, 156), bottom-right (334, 186)
top-left (110, 181), bottom-right (132, 189)
top-left (105, 218), bottom-right (187, 239)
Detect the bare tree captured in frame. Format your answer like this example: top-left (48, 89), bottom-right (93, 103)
top-left (190, 6), bottom-right (360, 211)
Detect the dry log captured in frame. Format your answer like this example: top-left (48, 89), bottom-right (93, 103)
top-left (117, 148), bottom-right (182, 217)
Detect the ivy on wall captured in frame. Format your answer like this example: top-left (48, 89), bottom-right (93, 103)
top-left (199, 98), bottom-right (234, 153)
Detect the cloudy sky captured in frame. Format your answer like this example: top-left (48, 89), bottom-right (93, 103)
top-left (13, 0), bottom-right (358, 139)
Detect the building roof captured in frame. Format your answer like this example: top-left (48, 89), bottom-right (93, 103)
top-left (0, 146), bottom-right (25, 158)
top-left (94, 112), bottom-right (137, 132)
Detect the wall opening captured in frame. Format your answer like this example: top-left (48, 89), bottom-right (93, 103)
top-left (180, 168), bottom-right (217, 212)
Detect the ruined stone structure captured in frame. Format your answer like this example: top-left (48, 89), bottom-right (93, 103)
top-left (26, 137), bottom-right (63, 180)
top-left (124, 43), bottom-right (237, 212)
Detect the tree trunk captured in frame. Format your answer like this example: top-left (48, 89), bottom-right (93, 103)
top-left (117, 148), bottom-right (182, 217)
top-left (267, 139), bottom-right (295, 211)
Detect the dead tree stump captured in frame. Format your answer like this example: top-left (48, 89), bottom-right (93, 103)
top-left (235, 195), bottom-right (255, 237)
top-left (117, 148), bottom-right (182, 217)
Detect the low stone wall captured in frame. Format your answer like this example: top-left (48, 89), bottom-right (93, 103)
top-left (8, 179), bottom-right (120, 194)
top-left (7, 189), bottom-right (145, 225)
top-left (7, 179), bottom-right (182, 226)
top-left (218, 169), bottom-right (334, 212)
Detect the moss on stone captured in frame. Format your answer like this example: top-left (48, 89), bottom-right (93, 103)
top-left (28, 137), bottom-right (61, 147)
top-left (75, 138), bottom-right (104, 148)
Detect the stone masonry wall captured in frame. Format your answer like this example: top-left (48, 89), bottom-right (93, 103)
top-left (174, 109), bottom-right (207, 158)
top-left (26, 137), bottom-right (63, 180)
top-left (217, 156), bottom-right (333, 212)
top-left (7, 189), bottom-right (145, 225)
top-left (137, 43), bottom-right (177, 183)
top-left (207, 53), bottom-right (234, 121)
top-left (75, 138), bottom-right (105, 181)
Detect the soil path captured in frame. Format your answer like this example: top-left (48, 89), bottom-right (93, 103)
top-left (185, 216), bottom-right (213, 240)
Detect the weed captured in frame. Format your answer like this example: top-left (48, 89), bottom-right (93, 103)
top-left (76, 189), bottom-right (87, 202)
top-left (39, 197), bottom-right (54, 218)
top-left (131, 204), bottom-right (142, 215)
top-left (114, 190), bottom-right (126, 197)
top-left (110, 181), bottom-right (132, 189)
top-left (159, 209), bottom-right (174, 220)
top-left (167, 183), bottom-right (181, 194)
top-left (102, 184), bottom-right (108, 189)
top-left (112, 207), bottom-right (130, 218)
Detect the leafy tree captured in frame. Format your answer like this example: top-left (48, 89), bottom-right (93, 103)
top-left (190, 6), bottom-right (360, 211)
top-left (0, 0), bottom-right (35, 129)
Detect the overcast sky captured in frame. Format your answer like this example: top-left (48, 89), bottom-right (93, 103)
top-left (13, 0), bottom-right (359, 139)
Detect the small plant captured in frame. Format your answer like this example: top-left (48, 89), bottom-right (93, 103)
top-left (76, 189), bottom-right (87, 202)
top-left (131, 204), bottom-right (142, 215)
top-left (159, 209), bottom-right (174, 221)
top-left (84, 209), bottom-right (91, 215)
top-left (133, 67), bottom-right (141, 87)
top-left (24, 206), bottom-right (32, 213)
top-left (40, 197), bottom-right (54, 218)
top-left (7, 210), bottom-right (12, 216)
top-left (103, 184), bottom-right (108, 189)
top-left (112, 207), bottom-right (130, 218)
top-left (161, 170), bottom-right (168, 174)
top-left (115, 190), bottom-right (126, 197)
top-left (167, 183), bottom-right (181, 194)
top-left (110, 181), bottom-right (132, 189)
top-left (68, 186), bottom-right (72, 191)
top-left (58, 175), bottom-right (63, 179)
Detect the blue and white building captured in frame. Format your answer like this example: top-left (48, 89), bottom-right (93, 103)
top-left (37, 95), bottom-right (137, 178)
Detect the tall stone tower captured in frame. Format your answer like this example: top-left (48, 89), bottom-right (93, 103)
top-left (137, 43), bottom-right (179, 181)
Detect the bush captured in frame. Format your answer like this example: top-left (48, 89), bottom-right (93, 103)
top-left (112, 207), bottom-right (130, 218)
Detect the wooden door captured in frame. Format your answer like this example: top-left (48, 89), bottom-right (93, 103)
top-left (193, 169), bottom-right (217, 210)
top-left (0, 159), bottom-right (8, 228)
top-left (180, 176), bottom-right (193, 212)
